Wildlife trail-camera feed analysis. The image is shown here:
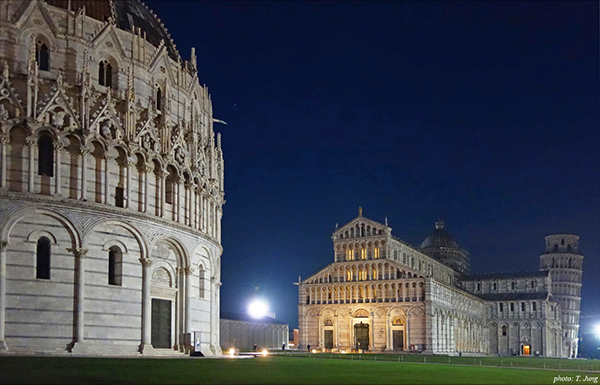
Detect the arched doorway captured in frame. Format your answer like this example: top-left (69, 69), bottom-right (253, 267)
top-left (390, 317), bottom-right (406, 351)
top-left (354, 322), bottom-right (369, 351)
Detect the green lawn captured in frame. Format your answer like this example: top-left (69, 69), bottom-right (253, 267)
top-left (0, 355), bottom-right (598, 384)
top-left (294, 352), bottom-right (600, 371)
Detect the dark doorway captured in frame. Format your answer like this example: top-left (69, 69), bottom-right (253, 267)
top-left (354, 322), bottom-right (369, 351)
top-left (151, 298), bottom-right (171, 348)
top-left (393, 330), bottom-right (404, 351)
top-left (324, 330), bottom-right (333, 350)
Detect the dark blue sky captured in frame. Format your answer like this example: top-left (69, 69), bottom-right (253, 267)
top-left (147, 1), bottom-right (599, 330)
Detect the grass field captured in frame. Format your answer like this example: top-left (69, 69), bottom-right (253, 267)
top-left (292, 352), bottom-right (600, 371)
top-left (0, 355), bottom-right (598, 384)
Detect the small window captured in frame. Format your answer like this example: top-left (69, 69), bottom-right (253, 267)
top-left (36, 41), bottom-right (49, 71)
top-left (99, 60), bottom-right (113, 87)
top-left (38, 136), bottom-right (54, 176)
top-left (156, 86), bottom-right (162, 111)
top-left (199, 267), bottom-right (205, 298)
top-left (532, 302), bottom-right (537, 311)
top-left (115, 186), bottom-right (124, 207)
top-left (477, 282), bottom-right (481, 291)
top-left (493, 282), bottom-right (497, 291)
top-left (499, 303), bottom-right (503, 312)
top-left (521, 302), bottom-right (525, 312)
top-left (108, 246), bottom-right (122, 286)
top-left (36, 237), bottom-right (51, 279)
top-left (531, 280), bottom-right (535, 289)
top-left (511, 281), bottom-right (516, 290)
top-left (501, 325), bottom-right (507, 336)
top-left (510, 303), bottom-right (514, 312)
top-left (374, 247), bottom-right (380, 259)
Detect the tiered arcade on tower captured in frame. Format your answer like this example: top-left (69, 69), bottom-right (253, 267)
top-left (539, 234), bottom-right (583, 358)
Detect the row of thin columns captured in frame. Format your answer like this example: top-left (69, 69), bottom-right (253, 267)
top-left (309, 282), bottom-right (424, 304)
top-left (330, 265), bottom-right (417, 283)
top-left (0, 137), bottom-right (221, 239)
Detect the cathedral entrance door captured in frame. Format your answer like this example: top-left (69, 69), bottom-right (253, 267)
top-left (324, 330), bottom-right (333, 350)
top-left (151, 298), bottom-right (171, 348)
top-left (354, 322), bottom-right (369, 351)
top-left (393, 330), bottom-right (404, 351)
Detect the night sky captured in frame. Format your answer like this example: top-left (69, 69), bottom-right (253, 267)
top-left (146, 1), bottom-right (599, 330)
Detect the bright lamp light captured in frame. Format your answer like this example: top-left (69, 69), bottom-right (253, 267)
top-left (247, 299), bottom-right (269, 319)
top-left (594, 324), bottom-right (600, 339)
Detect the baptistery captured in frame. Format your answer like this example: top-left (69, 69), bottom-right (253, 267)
top-left (0, 0), bottom-right (224, 356)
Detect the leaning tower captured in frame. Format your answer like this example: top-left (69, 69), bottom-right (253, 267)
top-left (539, 234), bottom-right (583, 358)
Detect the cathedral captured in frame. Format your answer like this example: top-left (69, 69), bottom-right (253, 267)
top-left (298, 208), bottom-right (583, 358)
top-left (0, 0), bottom-right (224, 355)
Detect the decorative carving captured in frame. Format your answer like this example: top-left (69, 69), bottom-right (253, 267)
top-left (152, 267), bottom-right (171, 286)
top-left (139, 257), bottom-right (153, 268)
top-left (184, 266), bottom-right (195, 275)
top-left (68, 248), bottom-right (88, 259)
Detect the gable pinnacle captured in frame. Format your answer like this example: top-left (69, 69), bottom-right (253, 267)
top-left (359, 206), bottom-right (362, 216)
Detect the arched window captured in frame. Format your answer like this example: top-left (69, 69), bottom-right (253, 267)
top-left (374, 247), bottom-right (380, 259)
top-left (511, 281), bottom-right (516, 290)
top-left (108, 246), bottom-right (123, 286)
top-left (361, 247), bottom-right (366, 260)
top-left (98, 60), bottom-right (112, 87)
top-left (36, 237), bottom-right (51, 279)
top-left (37, 135), bottom-right (54, 176)
top-left (36, 41), bottom-right (49, 71)
top-left (501, 325), bottom-right (507, 336)
top-left (199, 267), bottom-right (205, 298)
top-left (156, 86), bottom-right (162, 111)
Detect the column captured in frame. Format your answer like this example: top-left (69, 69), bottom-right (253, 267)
top-left (53, 140), bottom-right (62, 196)
top-left (369, 311), bottom-right (374, 350)
top-left (80, 148), bottom-right (89, 200)
top-left (184, 182), bottom-right (191, 226)
top-left (139, 257), bottom-right (154, 354)
top-left (69, 248), bottom-right (88, 350)
top-left (125, 158), bottom-right (135, 208)
top-left (184, 266), bottom-right (194, 352)
top-left (0, 241), bottom-right (8, 351)
top-left (385, 315), bottom-right (390, 351)
top-left (103, 155), bottom-right (112, 204)
top-left (144, 163), bottom-right (154, 214)
top-left (26, 137), bottom-right (36, 192)
top-left (159, 170), bottom-right (166, 218)
top-left (406, 316), bottom-right (411, 350)
top-left (137, 164), bottom-right (146, 212)
top-left (0, 135), bottom-right (8, 189)
top-left (317, 315), bottom-right (322, 349)
top-left (193, 187), bottom-right (199, 229)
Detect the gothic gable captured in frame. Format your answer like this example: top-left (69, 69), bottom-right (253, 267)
top-left (334, 213), bottom-right (389, 239)
top-left (36, 73), bottom-right (81, 131)
top-left (90, 23), bottom-right (128, 60)
top-left (0, 69), bottom-right (25, 124)
top-left (89, 93), bottom-right (124, 142)
top-left (14, 0), bottom-right (59, 36)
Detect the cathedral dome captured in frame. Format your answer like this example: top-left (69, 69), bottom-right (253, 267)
top-left (420, 220), bottom-right (460, 249)
top-left (45, 0), bottom-right (180, 61)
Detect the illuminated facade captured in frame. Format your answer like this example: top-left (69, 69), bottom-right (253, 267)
top-left (298, 209), bottom-right (583, 357)
top-left (0, 0), bottom-right (224, 356)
